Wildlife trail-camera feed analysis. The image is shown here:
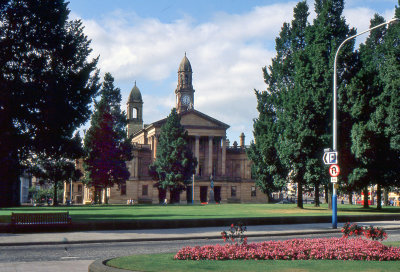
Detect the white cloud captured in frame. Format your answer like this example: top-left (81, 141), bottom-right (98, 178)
top-left (74, 2), bottom-right (297, 142)
top-left (74, 0), bottom-right (393, 143)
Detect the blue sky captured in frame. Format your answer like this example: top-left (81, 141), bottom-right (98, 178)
top-left (68, 0), bottom-right (398, 144)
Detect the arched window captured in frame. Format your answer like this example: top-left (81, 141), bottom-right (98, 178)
top-left (130, 107), bottom-right (138, 119)
top-left (185, 75), bottom-right (188, 85)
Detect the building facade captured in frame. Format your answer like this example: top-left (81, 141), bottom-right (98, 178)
top-left (64, 55), bottom-right (267, 204)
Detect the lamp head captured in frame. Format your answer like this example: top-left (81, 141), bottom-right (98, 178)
top-left (389, 18), bottom-right (399, 25)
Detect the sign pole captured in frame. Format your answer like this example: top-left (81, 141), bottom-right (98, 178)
top-left (192, 174), bottom-right (194, 205)
top-left (331, 18), bottom-right (398, 229)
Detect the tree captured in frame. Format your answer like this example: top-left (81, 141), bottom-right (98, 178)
top-left (303, 0), bottom-right (356, 208)
top-left (272, 1), bottom-right (311, 208)
top-left (349, 10), bottom-right (400, 209)
top-left (248, 90), bottom-right (287, 203)
top-left (84, 73), bottom-right (132, 204)
top-left (29, 153), bottom-right (82, 206)
top-left (0, 0), bottom-right (99, 207)
top-left (149, 108), bottom-right (197, 203)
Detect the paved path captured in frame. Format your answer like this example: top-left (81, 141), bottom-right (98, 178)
top-left (0, 260), bottom-right (92, 272)
top-left (1, 220), bottom-right (400, 272)
top-left (1, 220), bottom-right (399, 246)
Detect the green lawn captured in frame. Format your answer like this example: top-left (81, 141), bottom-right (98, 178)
top-left (1, 204), bottom-right (399, 223)
top-left (107, 252), bottom-right (400, 272)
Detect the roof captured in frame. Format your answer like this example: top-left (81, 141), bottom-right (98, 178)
top-left (178, 53), bottom-right (192, 72)
top-left (131, 109), bottom-right (230, 138)
top-left (128, 81), bottom-right (142, 103)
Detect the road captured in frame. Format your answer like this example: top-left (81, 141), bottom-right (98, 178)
top-left (1, 230), bottom-right (400, 272)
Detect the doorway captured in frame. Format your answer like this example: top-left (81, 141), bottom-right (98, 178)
top-left (214, 186), bottom-right (221, 203)
top-left (200, 186), bottom-right (208, 203)
top-left (186, 186), bottom-right (193, 204)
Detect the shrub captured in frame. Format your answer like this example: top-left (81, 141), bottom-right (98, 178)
top-left (221, 222), bottom-right (247, 245)
top-left (174, 237), bottom-right (400, 261)
top-left (341, 222), bottom-right (388, 241)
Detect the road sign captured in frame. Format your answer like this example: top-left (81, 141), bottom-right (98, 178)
top-left (331, 177), bottom-right (337, 183)
top-left (323, 151), bottom-right (338, 165)
top-left (329, 164), bottom-right (340, 177)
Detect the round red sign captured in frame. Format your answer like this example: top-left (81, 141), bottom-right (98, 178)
top-left (329, 164), bottom-right (340, 177)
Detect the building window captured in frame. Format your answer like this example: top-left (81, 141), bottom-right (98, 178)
top-left (78, 185), bottom-right (82, 193)
top-left (251, 186), bottom-right (256, 197)
top-left (121, 183), bottom-right (126, 195)
top-left (142, 185), bottom-right (148, 196)
top-left (231, 186), bottom-right (237, 197)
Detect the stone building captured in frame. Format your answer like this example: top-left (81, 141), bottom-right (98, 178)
top-left (64, 54), bottom-right (267, 204)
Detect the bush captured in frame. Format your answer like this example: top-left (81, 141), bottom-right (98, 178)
top-left (220, 222), bottom-right (247, 245)
top-left (175, 237), bottom-right (400, 261)
top-left (341, 222), bottom-right (388, 241)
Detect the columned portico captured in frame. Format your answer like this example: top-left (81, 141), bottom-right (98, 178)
top-left (222, 136), bottom-right (226, 175)
top-left (208, 136), bottom-right (213, 175)
top-left (195, 135), bottom-right (200, 175)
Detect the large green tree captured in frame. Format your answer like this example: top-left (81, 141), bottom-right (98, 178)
top-left (303, 0), bottom-right (356, 208)
top-left (0, 0), bottom-right (99, 207)
top-left (149, 108), bottom-right (197, 204)
top-left (248, 90), bottom-right (287, 203)
top-left (349, 10), bottom-right (400, 209)
top-left (270, 1), bottom-right (311, 208)
top-left (84, 73), bottom-right (132, 204)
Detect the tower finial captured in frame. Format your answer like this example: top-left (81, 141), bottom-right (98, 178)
top-left (185, 51), bottom-right (186, 57)
top-left (134, 80), bottom-right (136, 86)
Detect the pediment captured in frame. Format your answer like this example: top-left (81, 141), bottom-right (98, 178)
top-left (180, 109), bottom-right (229, 129)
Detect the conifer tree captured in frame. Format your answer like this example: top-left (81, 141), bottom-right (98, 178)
top-left (0, 0), bottom-right (99, 207)
top-left (149, 108), bottom-right (197, 203)
top-left (304, 0), bottom-right (356, 208)
top-left (84, 73), bottom-right (132, 204)
top-left (350, 10), bottom-right (400, 208)
top-left (274, 1), bottom-right (311, 208)
top-left (248, 91), bottom-right (287, 202)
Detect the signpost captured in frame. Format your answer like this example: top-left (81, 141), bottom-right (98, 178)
top-left (323, 152), bottom-right (338, 165)
top-left (329, 164), bottom-right (340, 177)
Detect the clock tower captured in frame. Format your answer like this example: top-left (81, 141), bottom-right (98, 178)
top-left (175, 53), bottom-right (195, 113)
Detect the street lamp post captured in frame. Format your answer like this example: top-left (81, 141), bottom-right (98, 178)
top-left (332, 18), bottom-right (399, 229)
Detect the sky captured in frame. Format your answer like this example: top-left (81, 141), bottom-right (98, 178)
top-left (67, 0), bottom-right (398, 144)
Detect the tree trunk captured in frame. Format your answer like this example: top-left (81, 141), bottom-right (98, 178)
top-left (0, 174), bottom-right (20, 207)
top-left (104, 187), bottom-right (108, 204)
top-left (363, 187), bottom-right (369, 208)
top-left (376, 184), bottom-right (382, 210)
top-left (314, 185), bottom-right (320, 207)
top-left (348, 190), bottom-right (353, 205)
top-left (324, 185), bottom-right (329, 204)
top-left (265, 193), bottom-right (270, 203)
top-left (384, 187), bottom-right (389, 206)
top-left (53, 181), bottom-right (58, 206)
top-left (297, 181), bottom-right (303, 209)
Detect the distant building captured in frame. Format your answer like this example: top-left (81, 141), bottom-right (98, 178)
top-left (64, 55), bottom-right (267, 204)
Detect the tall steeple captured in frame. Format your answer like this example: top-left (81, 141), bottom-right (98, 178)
top-left (175, 53), bottom-right (195, 113)
top-left (127, 81), bottom-right (143, 137)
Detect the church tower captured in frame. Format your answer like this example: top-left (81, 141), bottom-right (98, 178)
top-left (175, 53), bottom-right (195, 113)
top-left (127, 81), bottom-right (143, 137)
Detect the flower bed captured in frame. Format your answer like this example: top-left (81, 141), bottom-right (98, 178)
top-left (175, 237), bottom-right (400, 261)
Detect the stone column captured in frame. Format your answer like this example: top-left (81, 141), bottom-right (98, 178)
top-left (154, 135), bottom-right (158, 158)
top-left (151, 136), bottom-right (155, 160)
top-left (208, 136), bottom-right (213, 175)
top-left (222, 136), bottom-right (226, 175)
top-left (63, 182), bottom-right (67, 204)
top-left (195, 136), bottom-right (200, 175)
top-left (135, 157), bottom-right (139, 178)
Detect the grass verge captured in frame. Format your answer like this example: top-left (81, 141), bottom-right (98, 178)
top-left (107, 252), bottom-right (400, 272)
top-left (1, 204), bottom-right (399, 223)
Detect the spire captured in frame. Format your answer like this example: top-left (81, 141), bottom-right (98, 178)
top-left (128, 81), bottom-right (142, 103)
top-left (178, 53), bottom-right (192, 72)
